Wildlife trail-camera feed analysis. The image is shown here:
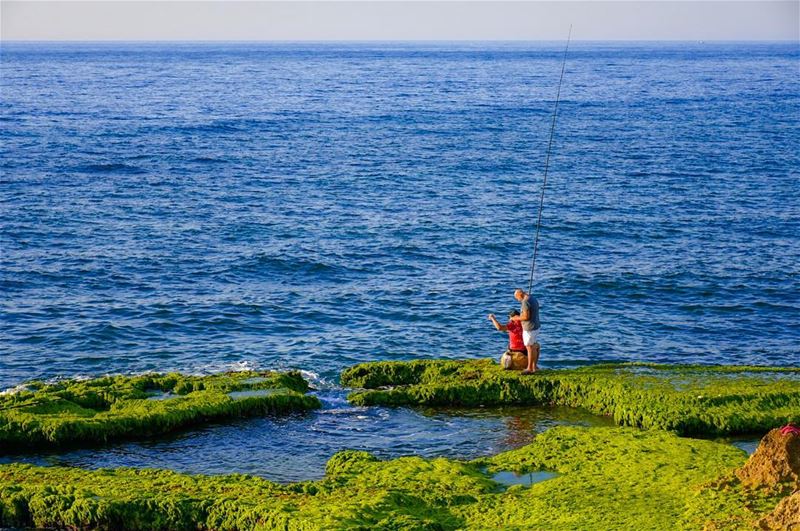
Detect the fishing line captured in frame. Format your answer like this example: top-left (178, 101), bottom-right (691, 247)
top-left (527, 26), bottom-right (572, 294)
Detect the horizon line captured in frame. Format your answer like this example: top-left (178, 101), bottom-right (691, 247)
top-left (3, 38), bottom-right (798, 43)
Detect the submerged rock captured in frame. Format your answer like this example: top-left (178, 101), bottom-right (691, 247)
top-left (736, 427), bottom-right (800, 491)
top-left (489, 469), bottom-right (558, 488)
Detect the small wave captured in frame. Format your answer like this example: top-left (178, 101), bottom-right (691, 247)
top-left (222, 253), bottom-right (364, 281)
top-left (299, 370), bottom-right (340, 390)
top-left (179, 122), bottom-right (244, 134)
top-left (80, 322), bottom-right (140, 342)
top-left (0, 383), bottom-right (37, 396)
top-left (72, 163), bottom-right (146, 174)
top-left (4, 374), bottom-right (96, 391)
top-left (183, 360), bottom-right (266, 375)
top-left (189, 156), bottom-right (227, 164)
top-left (252, 254), bottom-right (339, 273)
top-left (169, 118), bottom-right (278, 135)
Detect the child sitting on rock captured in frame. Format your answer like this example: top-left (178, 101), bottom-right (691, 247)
top-left (488, 310), bottom-right (528, 370)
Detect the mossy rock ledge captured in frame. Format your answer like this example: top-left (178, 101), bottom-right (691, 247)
top-left (0, 426), bottom-right (787, 530)
top-left (0, 371), bottom-right (321, 451)
top-left (341, 360), bottom-right (800, 436)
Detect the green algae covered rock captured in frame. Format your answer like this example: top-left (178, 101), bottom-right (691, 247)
top-left (341, 360), bottom-right (800, 436)
top-left (0, 426), bottom-right (785, 530)
top-left (471, 426), bottom-right (783, 530)
top-left (0, 371), bottom-right (321, 451)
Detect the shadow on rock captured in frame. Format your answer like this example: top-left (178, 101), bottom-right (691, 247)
top-left (735, 425), bottom-right (800, 530)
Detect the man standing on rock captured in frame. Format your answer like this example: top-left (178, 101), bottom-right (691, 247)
top-left (512, 289), bottom-right (541, 373)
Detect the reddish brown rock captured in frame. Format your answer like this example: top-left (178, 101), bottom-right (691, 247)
top-left (758, 490), bottom-right (800, 530)
top-left (736, 427), bottom-right (800, 491)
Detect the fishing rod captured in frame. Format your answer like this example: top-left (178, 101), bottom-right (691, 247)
top-left (527, 26), bottom-right (572, 294)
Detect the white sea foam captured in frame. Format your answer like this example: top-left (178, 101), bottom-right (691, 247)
top-left (182, 359), bottom-right (266, 376)
top-left (0, 384), bottom-right (36, 396)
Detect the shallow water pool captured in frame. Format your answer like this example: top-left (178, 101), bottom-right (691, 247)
top-left (491, 470), bottom-right (560, 488)
top-left (0, 389), bottom-right (614, 483)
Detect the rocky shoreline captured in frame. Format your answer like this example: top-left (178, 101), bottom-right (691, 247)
top-left (0, 371), bottom-right (320, 451)
top-left (343, 360), bottom-right (800, 436)
top-left (1, 361), bottom-right (798, 530)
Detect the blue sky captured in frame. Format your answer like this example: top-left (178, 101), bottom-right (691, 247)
top-left (2, 1), bottom-right (798, 41)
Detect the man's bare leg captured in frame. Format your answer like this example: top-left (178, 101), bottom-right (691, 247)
top-left (525, 344), bottom-right (536, 372)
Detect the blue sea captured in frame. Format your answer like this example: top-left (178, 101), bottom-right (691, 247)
top-left (1, 42), bottom-right (798, 479)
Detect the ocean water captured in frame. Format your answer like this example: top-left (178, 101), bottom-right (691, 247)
top-left (0, 42), bottom-right (797, 478)
top-left (2, 42), bottom-right (798, 387)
